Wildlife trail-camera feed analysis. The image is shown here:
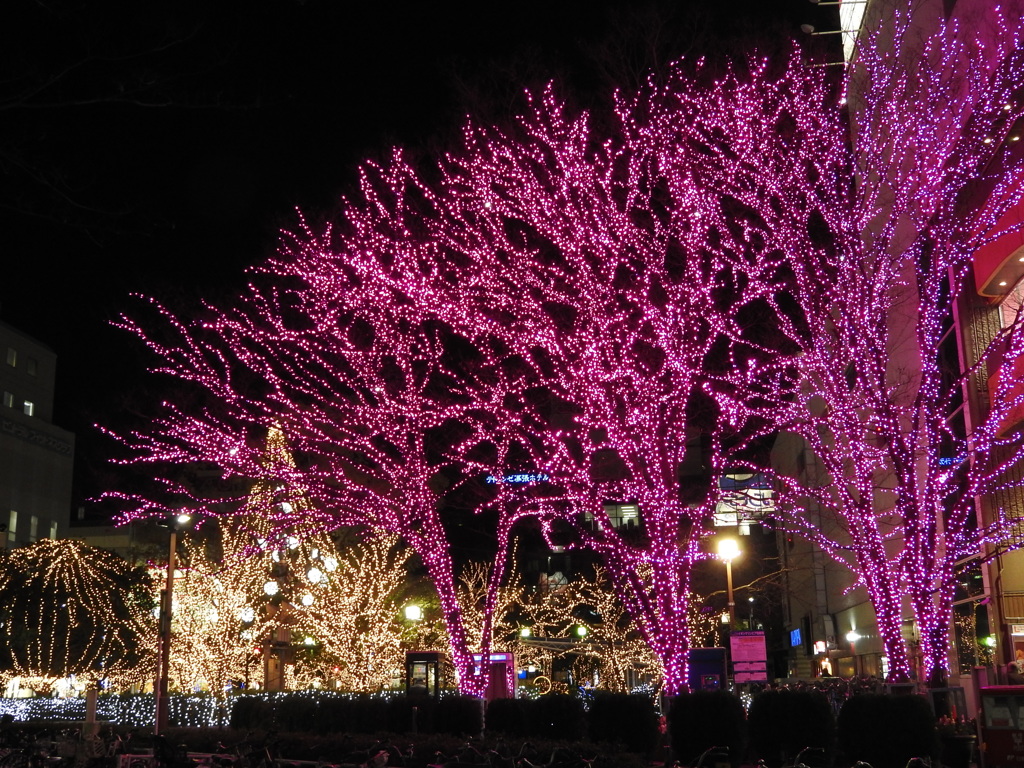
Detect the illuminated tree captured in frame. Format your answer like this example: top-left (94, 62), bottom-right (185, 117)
top-left (559, 567), bottom-right (660, 693)
top-left (452, 555), bottom-right (662, 692)
top-left (646, 13), bottom-right (1024, 683)
top-left (164, 427), bottom-right (357, 693)
top-left (294, 532), bottom-right (411, 692)
top-left (112, 60), bottom-right (779, 695)
top-left (0, 539), bottom-right (154, 688)
top-left (113, 9), bottom-right (1024, 694)
top-left (165, 524), bottom-right (274, 693)
top-left (113, 265), bottom-right (523, 698)
top-left (397, 81), bottom-right (793, 695)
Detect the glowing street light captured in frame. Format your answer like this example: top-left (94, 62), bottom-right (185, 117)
top-left (718, 538), bottom-right (741, 629)
top-left (404, 604), bottom-right (423, 622)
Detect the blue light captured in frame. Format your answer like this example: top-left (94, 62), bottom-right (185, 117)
top-left (485, 472), bottom-right (550, 484)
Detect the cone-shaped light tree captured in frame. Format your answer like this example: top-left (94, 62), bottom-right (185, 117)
top-left (645, 13), bottom-right (1024, 683)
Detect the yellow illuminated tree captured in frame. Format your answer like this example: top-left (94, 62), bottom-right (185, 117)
top-left (563, 567), bottom-right (660, 693)
top-left (141, 426), bottom-right (336, 692)
top-left (0, 539), bottom-right (155, 693)
top-left (291, 532), bottom-right (411, 692)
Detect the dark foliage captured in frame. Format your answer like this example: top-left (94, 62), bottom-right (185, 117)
top-left (435, 695), bottom-right (485, 736)
top-left (485, 698), bottom-right (529, 736)
top-left (586, 692), bottom-right (660, 754)
top-left (668, 691), bottom-right (747, 768)
top-left (229, 696), bottom-right (274, 731)
top-left (837, 694), bottom-right (938, 768)
top-left (747, 689), bottom-right (834, 768)
top-left (527, 695), bottom-right (587, 741)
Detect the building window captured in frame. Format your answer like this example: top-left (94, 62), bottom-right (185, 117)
top-left (8, 511), bottom-right (16, 537)
top-left (49, 521), bottom-right (58, 539)
top-left (714, 472), bottom-right (775, 534)
top-left (2, 392), bottom-right (12, 408)
top-left (22, 400), bottom-right (34, 417)
top-left (585, 503), bottom-right (641, 530)
top-left (5, 348), bottom-right (15, 367)
top-left (29, 516), bottom-right (38, 541)
top-left (26, 357), bottom-right (37, 376)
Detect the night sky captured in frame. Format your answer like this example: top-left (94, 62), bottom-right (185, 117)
top-left (0, 0), bottom-right (837, 514)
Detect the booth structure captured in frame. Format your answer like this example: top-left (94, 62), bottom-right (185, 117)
top-left (405, 651), bottom-right (443, 697)
top-left (472, 652), bottom-right (516, 700)
top-left (980, 686), bottom-right (1024, 767)
top-left (687, 648), bottom-right (727, 691)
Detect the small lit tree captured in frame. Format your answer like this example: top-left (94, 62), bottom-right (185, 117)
top-left (295, 532), bottom-right (411, 692)
top-left (561, 567), bottom-right (660, 693)
top-left (166, 526), bottom-right (274, 693)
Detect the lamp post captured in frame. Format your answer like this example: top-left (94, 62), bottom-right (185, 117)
top-left (717, 538), bottom-right (741, 629)
top-left (154, 513), bottom-right (191, 735)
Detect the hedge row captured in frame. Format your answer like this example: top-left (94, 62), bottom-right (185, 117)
top-left (231, 691), bottom-right (659, 751)
top-left (671, 689), bottom-right (946, 768)
top-left (230, 689), bottom-right (955, 767)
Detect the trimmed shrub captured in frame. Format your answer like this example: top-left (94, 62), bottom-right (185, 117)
top-left (388, 694), bottom-right (435, 734)
top-left (587, 693), bottom-right (660, 754)
top-left (486, 697), bottom-right (529, 736)
top-left (748, 689), bottom-right (834, 768)
top-left (275, 695), bottom-right (319, 733)
top-left (229, 695), bottom-right (273, 730)
top-left (435, 695), bottom-right (485, 736)
top-left (837, 694), bottom-right (939, 768)
top-left (527, 694), bottom-right (587, 741)
top-left (668, 691), bottom-right (746, 768)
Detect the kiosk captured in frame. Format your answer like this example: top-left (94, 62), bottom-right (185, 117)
top-left (472, 652), bottom-right (516, 700)
top-left (980, 686), bottom-right (1024, 767)
top-left (405, 651), bottom-right (443, 697)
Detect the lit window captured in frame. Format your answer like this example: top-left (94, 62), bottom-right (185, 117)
top-left (8, 511), bottom-right (16, 536)
top-left (29, 516), bottom-right (38, 541)
top-left (26, 358), bottom-right (37, 376)
top-left (586, 503), bottom-right (641, 529)
top-left (49, 521), bottom-right (57, 539)
top-left (22, 401), bottom-right (34, 417)
top-left (5, 348), bottom-right (15, 367)
top-left (2, 392), bottom-right (12, 408)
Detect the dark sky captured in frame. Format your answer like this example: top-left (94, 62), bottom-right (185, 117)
top-left (0, 0), bottom-right (837, 514)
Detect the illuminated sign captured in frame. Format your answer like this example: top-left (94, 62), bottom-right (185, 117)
top-left (790, 628), bottom-right (802, 647)
top-left (485, 472), bottom-right (550, 484)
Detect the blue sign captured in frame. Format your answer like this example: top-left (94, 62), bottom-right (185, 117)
top-left (790, 628), bottom-right (802, 647)
top-left (486, 472), bottom-right (550, 485)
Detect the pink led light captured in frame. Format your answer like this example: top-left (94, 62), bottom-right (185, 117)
top-left (107, 9), bottom-right (1024, 694)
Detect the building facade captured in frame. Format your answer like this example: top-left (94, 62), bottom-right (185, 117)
top-left (0, 320), bottom-right (74, 547)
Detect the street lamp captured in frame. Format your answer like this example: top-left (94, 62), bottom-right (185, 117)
top-left (404, 604), bottom-right (423, 622)
top-left (717, 538), bottom-right (741, 629)
top-left (154, 513), bottom-right (192, 735)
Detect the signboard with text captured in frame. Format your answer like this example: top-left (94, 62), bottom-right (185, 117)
top-left (730, 631), bottom-right (768, 683)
